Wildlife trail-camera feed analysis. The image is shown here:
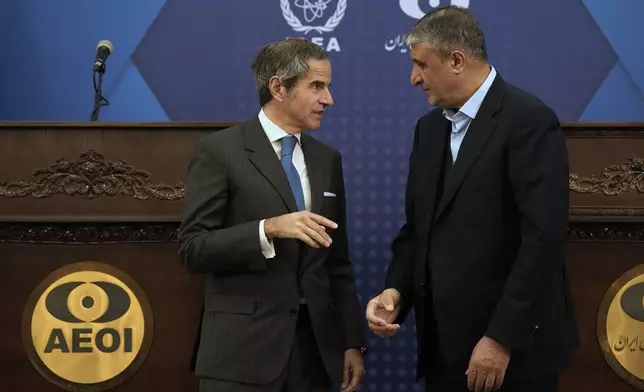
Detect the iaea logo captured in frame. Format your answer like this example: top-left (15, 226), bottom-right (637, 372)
top-left (281, 0), bottom-right (345, 52)
top-left (399, 0), bottom-right (470, 19)
top-left (281, 0), bottom-right (346, 35)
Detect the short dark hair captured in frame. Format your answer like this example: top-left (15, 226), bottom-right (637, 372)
top-left (405, 6), bottom-right (487, 61)
top-left (251, 38), bottom-right (329, 106)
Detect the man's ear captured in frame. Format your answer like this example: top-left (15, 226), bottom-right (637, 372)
top-left (450, 51), bottom-right (466, 75)
top-left (268, 76), bottom-right (285, 102)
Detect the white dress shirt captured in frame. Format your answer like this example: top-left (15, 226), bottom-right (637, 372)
top-left (257, 108), bottom-right (312, 258)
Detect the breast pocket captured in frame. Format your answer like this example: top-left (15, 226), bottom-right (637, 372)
top-left (320, 193), bottom-right (338, 222)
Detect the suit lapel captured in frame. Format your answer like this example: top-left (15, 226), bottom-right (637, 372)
top-left (434, 77), bottom-right (504, 221)
top-left (245, 117), bottom-right (298, 213)
top-left (417, 116), bottom-right (451, 228)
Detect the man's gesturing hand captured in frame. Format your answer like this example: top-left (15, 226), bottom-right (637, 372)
top-left (366, 289), bottom-right (402, 337)
top-left (264, 211), bottom-right (337, 248)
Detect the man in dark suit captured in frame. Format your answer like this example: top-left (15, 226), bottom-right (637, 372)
top-left (365, 6), bottom-right (578, 392)
top-left (178, 38), bottom-right (366, 392)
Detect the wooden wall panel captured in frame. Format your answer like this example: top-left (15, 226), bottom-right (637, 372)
top-left (566, 124), bottom-right (644, 221)
top-left (0, 122), bottom-right (221, 392)
top-left (561, 123), bottom-right (644, 391)
top-left (0, 123), bottom-right (216, 220)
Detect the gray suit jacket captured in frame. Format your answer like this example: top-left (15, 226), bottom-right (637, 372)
top-left (178, 117), bottom-right (366, 384)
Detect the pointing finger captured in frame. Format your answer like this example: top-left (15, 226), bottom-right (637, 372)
top-left (308, 213), bottom-right (338, 229)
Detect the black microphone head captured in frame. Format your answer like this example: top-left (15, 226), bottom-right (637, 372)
top-left (94, 40), bottom-right (114, 72)
top-left (97, 40), bottom-right (114, 54)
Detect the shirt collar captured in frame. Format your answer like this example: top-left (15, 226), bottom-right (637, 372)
top-left (258, 108), bottom-right (301, 144)
top-left (443, 66), bottom-right (497, 125)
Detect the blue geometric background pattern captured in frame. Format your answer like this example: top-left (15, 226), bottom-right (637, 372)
top-left (580, 0), bottom-right (644, 120)
top-left (1, 1), bottom-right (643, 390)
top-left (0, 0), bottom-right (168, 121)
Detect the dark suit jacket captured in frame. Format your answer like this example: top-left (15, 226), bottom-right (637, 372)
top-left (178, 117), bottom-right (366, 384)
top-left (385, 75), bottom-right (579, 382)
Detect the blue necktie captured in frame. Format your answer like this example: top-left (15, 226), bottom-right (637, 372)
top-left (280, 136), bottom-right (305, 211)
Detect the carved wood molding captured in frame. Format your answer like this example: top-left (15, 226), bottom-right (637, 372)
top-left (0, 222), bottom-right (642, 244)
top-left (566, 223), bottom-right (644, 242)
top-left (569, 207), bottom-right (644, 218)
top-left (0, 150), bottom-right (185, 200)
top-left (0, 222), bottom-right (179, 244)
top-left (569, 157), bottom-right (644, 195)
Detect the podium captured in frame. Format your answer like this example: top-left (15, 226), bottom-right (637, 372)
top-left (562, 122), bottom-right (644, 392)
top-left (0, 122), bottom-right (229, 392)
top-left (0, 121), bottom-right (643, 391)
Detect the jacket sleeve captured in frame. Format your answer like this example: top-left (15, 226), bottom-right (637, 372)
top-left (485, 106), bottom-right (569, 350)
top-left (178, 140), bottom-right (269, 275)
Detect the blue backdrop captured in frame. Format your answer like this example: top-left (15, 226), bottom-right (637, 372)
top-left (2, 1), bottom-right (644, 390)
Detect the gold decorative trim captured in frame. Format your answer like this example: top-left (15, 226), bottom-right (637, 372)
top-left (569, 157), bottom-right (644, 195)
top-left (0, 150), bottom-right (185, 200)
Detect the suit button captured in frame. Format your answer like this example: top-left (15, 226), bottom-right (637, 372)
top-left (289, 309), bottom-right (298, 316)
top-left (420, 282), bottom-right (425, 287)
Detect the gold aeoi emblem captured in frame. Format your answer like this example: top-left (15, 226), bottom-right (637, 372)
top-left (22, 262), bottom-right (153, 391)
top-left (598, 264), bottom-right (644, 390)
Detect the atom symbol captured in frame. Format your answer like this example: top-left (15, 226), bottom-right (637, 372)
top-left (294, 0), bottom-right (332, 23)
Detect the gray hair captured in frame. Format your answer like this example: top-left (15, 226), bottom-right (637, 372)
top-left (405, 6), bottom-right (487, 61)
top-left (251, 38), bottom-right (329, 106)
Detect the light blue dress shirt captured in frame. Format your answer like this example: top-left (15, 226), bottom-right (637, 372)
top-left (442, 66), bottom-right (497, 163)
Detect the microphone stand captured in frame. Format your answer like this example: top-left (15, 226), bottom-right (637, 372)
top-left (90, 62), bottom-right (109, 121)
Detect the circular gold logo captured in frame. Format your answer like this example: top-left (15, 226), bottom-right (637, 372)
top-left (22, 262), bottom-right (153, 391)
top-left (598, 264), bottom-right (644, 390)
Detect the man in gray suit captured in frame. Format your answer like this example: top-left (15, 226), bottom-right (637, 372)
top-left (178, 38), bottom-right (366, 392)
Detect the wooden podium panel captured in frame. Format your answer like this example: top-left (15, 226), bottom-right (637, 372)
top-left (562, 243), bottom-right (644, 392)
top-left (0, 121), bottom-right (643, 391)
top-left (1, 244), bottom-right (197, 391)
top-left (561, 123), bottom-right (644, 392)
top-left (0, 122), bottom-right (229, 392)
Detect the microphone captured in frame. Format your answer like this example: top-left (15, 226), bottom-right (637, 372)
top-left (93, 40), bottom-right (113, 73)
top-left (90, 40), bottom-right (113, 120)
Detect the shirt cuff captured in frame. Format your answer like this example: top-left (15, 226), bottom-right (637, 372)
top-left (259, 219), bottom-right (276, 259)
